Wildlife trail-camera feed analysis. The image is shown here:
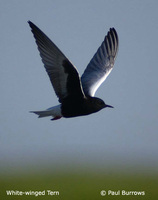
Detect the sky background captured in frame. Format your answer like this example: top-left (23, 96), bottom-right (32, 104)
top-left (0, 0), bottom-right (158, 175)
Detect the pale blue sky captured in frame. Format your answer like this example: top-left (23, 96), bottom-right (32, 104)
top-left (0, 0), bottom-right (158, 174)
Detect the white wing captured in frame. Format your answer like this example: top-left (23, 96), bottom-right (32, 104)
top-left (81, 28), bottom-right (119, 97)
top-left (28, 21), bottom-right (84, 103)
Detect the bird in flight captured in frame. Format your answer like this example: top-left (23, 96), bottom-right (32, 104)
top-left (28, 21), bottom-right (119, 120)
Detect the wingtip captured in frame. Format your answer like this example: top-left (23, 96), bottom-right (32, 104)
top-left (109, 28), bottom-right (118, 40)
top-left (110, 27), bottom-right (116, 31)
top-left (109, 27), bottom-right (118, 37)
top-left (105, 27), bottom-right (119, 55)
top-left (28, 21), bottom-right (34, 30)
top-left (28, 21), bottom-right (37, 30)
top-left (28, 20), bottom-right (32, 25)
top-left (104, 27), bottom-right (118, 42)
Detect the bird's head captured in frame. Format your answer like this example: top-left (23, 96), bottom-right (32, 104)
top-left (96, 98), bottom-right (113, 110)
top-left (88, 97), bottom-right (113, 113)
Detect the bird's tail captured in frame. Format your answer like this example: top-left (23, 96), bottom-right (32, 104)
top-left (30, 110), bottom-right (54, 118)
top-left (30, 105), bottom-right (62, 120)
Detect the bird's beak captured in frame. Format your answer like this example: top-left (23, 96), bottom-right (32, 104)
top-left (106, 104), bottom-right (114, 108)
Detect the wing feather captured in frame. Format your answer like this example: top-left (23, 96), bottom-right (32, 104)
top-left (81, 28), bottom-right (119, 97)
top-left (28, 21), bottom-right (84, 102)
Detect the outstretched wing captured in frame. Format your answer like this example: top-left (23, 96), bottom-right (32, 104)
top-left (81, 28), bottom-right (119, 97)
top-left (28, 21), bottom-right (84, 103)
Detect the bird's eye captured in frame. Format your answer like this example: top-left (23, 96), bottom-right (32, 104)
top-left (99, 101), bottom-right (104, 105)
